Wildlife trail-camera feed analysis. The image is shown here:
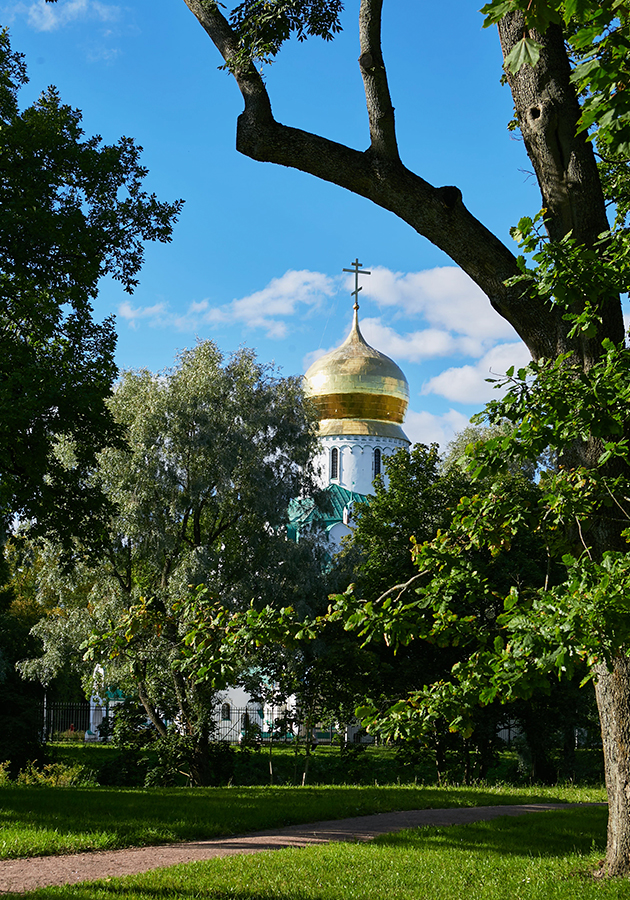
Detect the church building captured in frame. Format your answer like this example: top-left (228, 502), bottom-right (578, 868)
top-left (289, 260), bottom-right (410, 546)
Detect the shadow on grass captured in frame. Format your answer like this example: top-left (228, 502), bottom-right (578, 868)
top-left (6, 887), bottom-right (312, 900)
top-left (3, 806), bottom-right (609, 900)
top-left (0, 784), bottom-right (593, 853)
top-left (376, 805), bottom-right (608, 859)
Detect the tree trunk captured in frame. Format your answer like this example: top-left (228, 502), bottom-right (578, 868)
top-left (497, 12), bottom-right (625, 363)
top-left (594, 656), bottom-right (630, 876)
top-left (180, 0), bottom-right (630, 871)
top-left (498, 13), bottom-right (630, 873)
top-left (190, 723), bottom-right (211, 787)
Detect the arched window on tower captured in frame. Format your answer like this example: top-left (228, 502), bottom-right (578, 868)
top-left (374, 448), bottom-right (381, 477)
top-left (331, 447), bottom-right (339, 480)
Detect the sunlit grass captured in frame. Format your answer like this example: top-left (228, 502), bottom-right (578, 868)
top-left (0, 782), bottom-right (606, 860)
top-left (5, 806), bottom-right (623, 900)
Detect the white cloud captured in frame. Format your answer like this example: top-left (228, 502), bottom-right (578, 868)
top-left (8, 0), bottom-right (120, 31)
top-left (302, 311), bottom-right (499, 373)
top-left (404, 409), bottom-right (471, 450)
top-left (221, 270), bottom-right (334, 337)
top-left (359, 316), bottom-right (498, 363)
top-left (359, 318), bottom-right (458, 362)
top-left (302, 347), bottom-right (328, 371)
top-left (85, 43), bottom-right (121, 63)
top-left (172, 299), bottom-right (211, 332)
top-left (118, 270), bottom-right (336, 339)
top-left (118, 301), bottom-right (169, 330)
top-left (355, 266), bottom-right (518, 355)
top-left (422, 341), bottom-right (531, 404)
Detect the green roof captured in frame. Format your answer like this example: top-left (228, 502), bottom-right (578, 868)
top-left (287, 483), bottom-right (370, 540)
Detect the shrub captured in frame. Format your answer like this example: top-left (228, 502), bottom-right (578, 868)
top-left (53, 728), bottom-right (85, 743)
top-left (144, 732), bottom-right (236, 787)
top-left (15, 762), bottom-right (97, 786)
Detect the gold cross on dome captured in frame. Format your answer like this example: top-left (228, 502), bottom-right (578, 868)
top-left (342, 258), bottom-right (371, 310)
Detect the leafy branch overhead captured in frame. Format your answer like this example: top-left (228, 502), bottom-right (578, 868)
top-left (227, 0), bottom-right (343, 68)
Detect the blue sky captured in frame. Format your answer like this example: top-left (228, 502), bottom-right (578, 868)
top-left (2, 0), bottom-right (545, 447)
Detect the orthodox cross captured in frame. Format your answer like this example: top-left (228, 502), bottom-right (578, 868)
top-left (343, 258), bottom-right (371, 310)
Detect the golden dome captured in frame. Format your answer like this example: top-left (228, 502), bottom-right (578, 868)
top-left (304, 306), bottom-right (409, 441)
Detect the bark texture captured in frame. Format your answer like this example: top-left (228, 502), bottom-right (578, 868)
top-left (180, 0), bottom-right (630, 872)
top-left (595, 656), bottom-right (630, 876)
top-left (497, 12), bottom-right (625, 365)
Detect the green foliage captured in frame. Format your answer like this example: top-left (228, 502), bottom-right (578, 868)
top-left (226, 0), bottom-right (343, 67)
top-left (598, 143), bottom-right (630, 228)
top-left (0, 31), bottom-right (182, 547)
top-left (20, 342), bottom-right (324, 783)
top-left (108, 701), bottom-right (156, 752)
top-left (0, 541), bottom-right (56, 772)
top-left (14, 761), bottom-right (96, 787)
top-left (142, 732), bottom-right (236, 788)
top-left (322, 441), bottom-right (573, 777)
top-left (333, 444), bottom-right (467, 604)
top-left (506, 212), bottom-right (630, 342)
top-left (332, 248), bottom-right (630, 743)
top-left (478, 347), bottom-right (630, 474)
top-left (503, 35), bottom-right (543, 73)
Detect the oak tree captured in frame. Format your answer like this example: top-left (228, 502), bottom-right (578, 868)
top-left (170, 0), bottom-right (630, 872)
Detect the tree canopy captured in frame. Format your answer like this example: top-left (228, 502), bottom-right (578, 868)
top-left (20, 342), bottom-right (325, 784)
top-left (0, 30), bottom-right (182, 548)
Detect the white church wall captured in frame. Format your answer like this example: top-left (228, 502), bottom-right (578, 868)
top-left (315, 434), bottom-right (408, 495)
top-left (327, 520), bottom-right (352, 549)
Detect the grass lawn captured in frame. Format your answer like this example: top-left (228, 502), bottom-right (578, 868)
top-left (0, 783), bottom-right (605, 860)
top-left (5, 805), bottom-right (626, 900)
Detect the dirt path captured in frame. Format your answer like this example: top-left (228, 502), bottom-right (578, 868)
top-left (0, 803), bottom-right (595, 895)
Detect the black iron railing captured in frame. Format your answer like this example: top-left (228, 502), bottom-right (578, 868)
top-left (42, 701), bottom-right (350, 745)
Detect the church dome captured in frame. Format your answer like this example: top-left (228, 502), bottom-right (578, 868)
top-left (304, 305), bottom-right (409, 441)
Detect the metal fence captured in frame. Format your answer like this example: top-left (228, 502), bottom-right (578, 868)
top-left (42, 701), bottom-right (92, 742)
top-left (213, 706), bottom-right (347, 744)
top-left (42, 701), bottom-right (350, 745)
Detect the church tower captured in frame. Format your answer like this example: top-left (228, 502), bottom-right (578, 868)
top-left (295, 259), bottom-right (410, 545)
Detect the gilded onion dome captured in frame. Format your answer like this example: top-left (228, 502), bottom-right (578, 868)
top-left (304, 305), bottom-right (409, 441)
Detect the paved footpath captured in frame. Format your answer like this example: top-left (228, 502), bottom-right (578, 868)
top-left (0, 803), bottom-right (598, 894)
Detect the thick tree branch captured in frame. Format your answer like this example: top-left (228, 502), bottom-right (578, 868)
top-left (358, 0), bottom-right (399, 160)
top-left (180, 1), bottom-right (615, 362)
top-left (181, 0), bottom-right (273, 126)
top-left (107, 544), bottom-right (131, 594)
top-left (181, 1), bottom-right (559, 356)
top-left (138, 680), bottom-right (168, 737)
